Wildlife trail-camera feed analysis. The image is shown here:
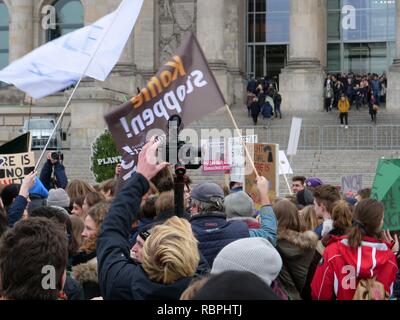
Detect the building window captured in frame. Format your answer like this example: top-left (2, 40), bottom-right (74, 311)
top-left (327, 0), bottom-right (396, 74)
top-left (0, 0), bottom-right (9, 70)
top-left (47, 0), bottom-right (84, 41)
top-left (246, 0), bottom-right (289, 78)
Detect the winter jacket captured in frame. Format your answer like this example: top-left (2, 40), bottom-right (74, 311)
top-left (276, 230), bottom-right (318, 300)
top-left (190, 213), bottom-right (249, 266)
top-left (338, 99), bottom-right (350, 113)
top-left (97, 173), bottom-right (193, 300)
top-left (72, 257), bottom-right (101, 300)
top-left (302, 227), bottom-right (346, 300)
top-left (64, 274), bottom-right (85, 300)
top-left (6, 195), bottom-right (27, 227)
top-left (40, 159), bottom-right (68, 190)
top-left (311, 236), bottom-right (398, 300)
top-left (191, 205), bottom-right (278, 266)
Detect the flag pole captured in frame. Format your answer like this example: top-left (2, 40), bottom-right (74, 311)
top-left (224, 104), bottom-right (259, 178)
top-left (34, 1), bottom-right (128, 172)
top-left (34, 78), bottom-right (84, 171)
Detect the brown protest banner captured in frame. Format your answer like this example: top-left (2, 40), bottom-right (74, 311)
top-left (105, 32), bottom-right (226, 182)
top-left (244, 143), bottom-right (279, 209)
top-left (0, 152), bottom-right (35, 185)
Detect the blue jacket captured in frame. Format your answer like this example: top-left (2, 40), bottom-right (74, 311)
top-left (29, 178), bottom-right (49, 198)
top-left (249, 205), bottom-right (277, 246)
top-left (97, 173), bottom-right (192, 300)
top-left (7, 195), bottom-right (27, 227)
top-left (190, 213), bottom-right (249, 266)
top-left (40, 160), bottom-right (68, 190)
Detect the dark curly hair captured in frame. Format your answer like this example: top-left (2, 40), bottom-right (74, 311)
top-left (0, 217), bottom-right (68, 300)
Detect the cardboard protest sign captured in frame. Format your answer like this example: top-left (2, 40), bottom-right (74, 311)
top-left (201, 139), bottom-right (230, 172)
top-left (245, 143), bottom-right (279, 208)
top-left (0, 152), bottom-right (35, 185)
top-left (341, 175), bottom-right (362, 196)
top-left (105, 32), bottom-right (226, 182)
top-left (371, 159), bottom-right (400, 231)
top-left (0, 132), bottom-right (35, 185)
top-left (227, 135), bottom-right (258, 183)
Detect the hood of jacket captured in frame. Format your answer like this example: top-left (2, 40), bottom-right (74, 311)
top-left (72, 257), bottom-right (98, 285)
top-left (334, 236), bottom-right (396, 280)
top-left (131, 265), bottom-right (192, 300)
top-left (278, 230), bottom-right (318, 250)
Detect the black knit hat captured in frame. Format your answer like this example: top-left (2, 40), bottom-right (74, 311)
top-left (296, 188), bottom-right (315, 207)
top-left (192, 271), bottom-right (281, 300)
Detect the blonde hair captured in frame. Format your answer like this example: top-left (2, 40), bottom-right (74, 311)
top-left (142, 216), bottom-right (199, 285)
top-left (300, 205), bottom-right (318, 231)
top-left (180, 277), bottom-right (209, 300)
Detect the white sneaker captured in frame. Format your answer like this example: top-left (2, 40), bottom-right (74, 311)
top-left (345, 125), bottom-right (349, 129)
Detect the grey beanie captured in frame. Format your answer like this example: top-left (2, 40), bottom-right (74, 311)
top-left (224, 191), bottom-right (254, 218)
top-left (211, 237), bottom-right (282, 286)
top-left (46, 189), bottom-right (70, 208)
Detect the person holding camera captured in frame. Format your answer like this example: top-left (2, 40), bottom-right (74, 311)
top-left (40, 151), bottom-right (68, 190)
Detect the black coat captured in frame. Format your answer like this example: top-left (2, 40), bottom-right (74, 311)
top-left (97, 173), bottom-right (193, 300)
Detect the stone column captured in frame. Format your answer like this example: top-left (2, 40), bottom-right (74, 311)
top-left (9, 0), bottom-right (34, 62)
top-left (387, 0), bottom-right (400, 111)
top-left (279, 0), bottom-right (326, 112)
top-left (83, 0), bottom-right (136, 94)
top-left (224, 0), bottom-right (246, 105)
top-left (133, 0), bottom-right (155, 88)
top-left (197, 0), bottom-right (230, 105)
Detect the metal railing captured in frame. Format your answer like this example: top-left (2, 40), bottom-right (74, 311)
top-left (187, 124), bottom-right (400, 151)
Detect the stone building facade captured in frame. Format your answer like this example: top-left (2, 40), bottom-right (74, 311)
top-left (0, 0), bottom-right (246, 150)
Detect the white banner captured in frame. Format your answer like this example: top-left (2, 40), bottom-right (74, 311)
top-left (0, 0), bottom-right (144, 99)
top-left (287, 117), bottom-right (302, 156)
top-left (228, 135), bottom-right (258, 183)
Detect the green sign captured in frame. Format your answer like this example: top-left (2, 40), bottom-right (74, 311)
top-left (371, 159), bottom-right (400, 231)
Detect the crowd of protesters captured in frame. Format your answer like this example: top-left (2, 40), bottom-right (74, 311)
top-left (0, 139), bottom-right (399, 300)
top-left (245, 73), bottom-right (387, 128)
top-left (246, 76), bottom-right (282, 126)
top-left (324, 73), bottom-right (387, 127)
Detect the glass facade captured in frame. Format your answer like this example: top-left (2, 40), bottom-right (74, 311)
top-left (328, 0), bottom-right (396, 74)
top-left (0, 1), bottom-right (9, 70)
top-left (47, 0), bottom-right (84, 41)
top-left (247, 0), bottom-right (289, 78)
top-left (246, 0), bottom-right (397, 77)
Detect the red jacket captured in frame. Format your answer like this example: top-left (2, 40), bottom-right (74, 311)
top-left (311, 236), bottom-right (398, 300)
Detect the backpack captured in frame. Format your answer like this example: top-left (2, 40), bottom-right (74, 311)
top-left (352, 277), bottom-right (390, 300)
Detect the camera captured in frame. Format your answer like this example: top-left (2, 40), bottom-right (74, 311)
top-left (51, 151), bottom-right (64, 162)
top-left (163, 115), bottom-right (202, 170)
top-left (163, 140), bottom-right (202, 170)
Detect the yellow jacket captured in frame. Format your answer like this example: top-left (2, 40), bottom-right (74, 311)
top-left (338, 99), bottom-right (350, 113)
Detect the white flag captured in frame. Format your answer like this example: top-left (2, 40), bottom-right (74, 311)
top-left (0, 0), bottom-right (144, 99)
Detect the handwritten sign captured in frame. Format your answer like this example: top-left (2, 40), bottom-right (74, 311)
top-left (245, 143), bottom-right (279, 208)
top-left (341, 175), bottom-right (362, 196)
top-left (0, 152), bottom-right (35, 185)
